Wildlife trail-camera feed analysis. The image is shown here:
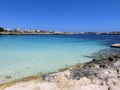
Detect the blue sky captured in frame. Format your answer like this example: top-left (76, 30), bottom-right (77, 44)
top-left (0, 0), bottom-right (120, 32)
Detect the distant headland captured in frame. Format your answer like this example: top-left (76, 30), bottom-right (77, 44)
top-left (0, 27), bottom-right (120, 35)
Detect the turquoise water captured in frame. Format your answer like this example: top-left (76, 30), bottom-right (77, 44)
top-left (0, 34), bottom-right (120, 82)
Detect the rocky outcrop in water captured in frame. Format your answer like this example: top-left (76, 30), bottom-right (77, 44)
top-left (111, 43), bottom-right (120, 48)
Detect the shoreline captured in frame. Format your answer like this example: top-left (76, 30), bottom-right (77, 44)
top-left (0, 31), bottom-right (74, 35)
top-left (0, 63), bottom-right (84, 89)
top-left (1, 48), bottom-right (120, 90)
top-left (0, 31), bottom-right (120, 35)
top-left (0, 75), bottom-right (40, 89)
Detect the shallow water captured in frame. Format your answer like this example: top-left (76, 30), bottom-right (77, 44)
top-left (0, 34), bottom-right (120, 82)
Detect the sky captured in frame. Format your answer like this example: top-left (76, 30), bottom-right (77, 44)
top-left (0, 0), bottom-right (120, 32)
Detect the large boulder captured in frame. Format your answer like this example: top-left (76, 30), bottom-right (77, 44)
top-left (42, 70), bottom-right (72, 81)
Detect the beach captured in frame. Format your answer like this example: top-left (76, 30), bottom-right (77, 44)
top-left (1, 0), bottom-right (120, 89)
top-left (1, 48), bottom-right (120, 90)
top-left (0, 34), bottom-right (120, 90)
top-left (0, 34), bottom-right (111, 84)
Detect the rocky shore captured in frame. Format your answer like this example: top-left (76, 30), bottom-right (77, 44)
top-left (1, 48), bottom-right (120, 90)
top-left (40, 48), bottom-right (120, 90)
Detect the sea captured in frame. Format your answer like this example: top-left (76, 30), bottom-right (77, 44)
top-left (0, 34), bottom-right (120, 83)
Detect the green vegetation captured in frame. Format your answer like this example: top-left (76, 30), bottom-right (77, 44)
top-left (0, 27), bottom-right (4, 32)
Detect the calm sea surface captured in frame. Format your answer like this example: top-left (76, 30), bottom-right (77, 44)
top-left (0, 34), bottom-right (120, 82)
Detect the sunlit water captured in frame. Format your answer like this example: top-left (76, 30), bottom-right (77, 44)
top-left (0, 34), bottom-right (120, 82)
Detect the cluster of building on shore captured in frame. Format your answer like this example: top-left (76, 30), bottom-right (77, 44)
top-left (0, 27), bottom-right (74, 35)
top-left (0, 27), bottom-right (120, 35)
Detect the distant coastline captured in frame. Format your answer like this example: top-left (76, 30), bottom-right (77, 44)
top-left (0, 31), bottom-right (73, 35)
top-left (0, 27), bottom-right (120, 35)
top-left (1, 31), bottom-right (120, 35)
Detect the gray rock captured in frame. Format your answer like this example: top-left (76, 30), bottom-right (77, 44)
top-left (109, 85), bottom-right (120, 90)
top-left (42, 70), bottom-right (72, 81)
top-left (100, 54), bottom-right (109, 60)
top-left (114, 61), bottom-right (120, 68)
top-left (42, 50), bottom-right (120, 87)
top-left (116, 54), bottom-right (120, 58)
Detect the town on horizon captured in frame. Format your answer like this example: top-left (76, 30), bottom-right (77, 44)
top-left (0, 26), bottom-right (120, 35)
